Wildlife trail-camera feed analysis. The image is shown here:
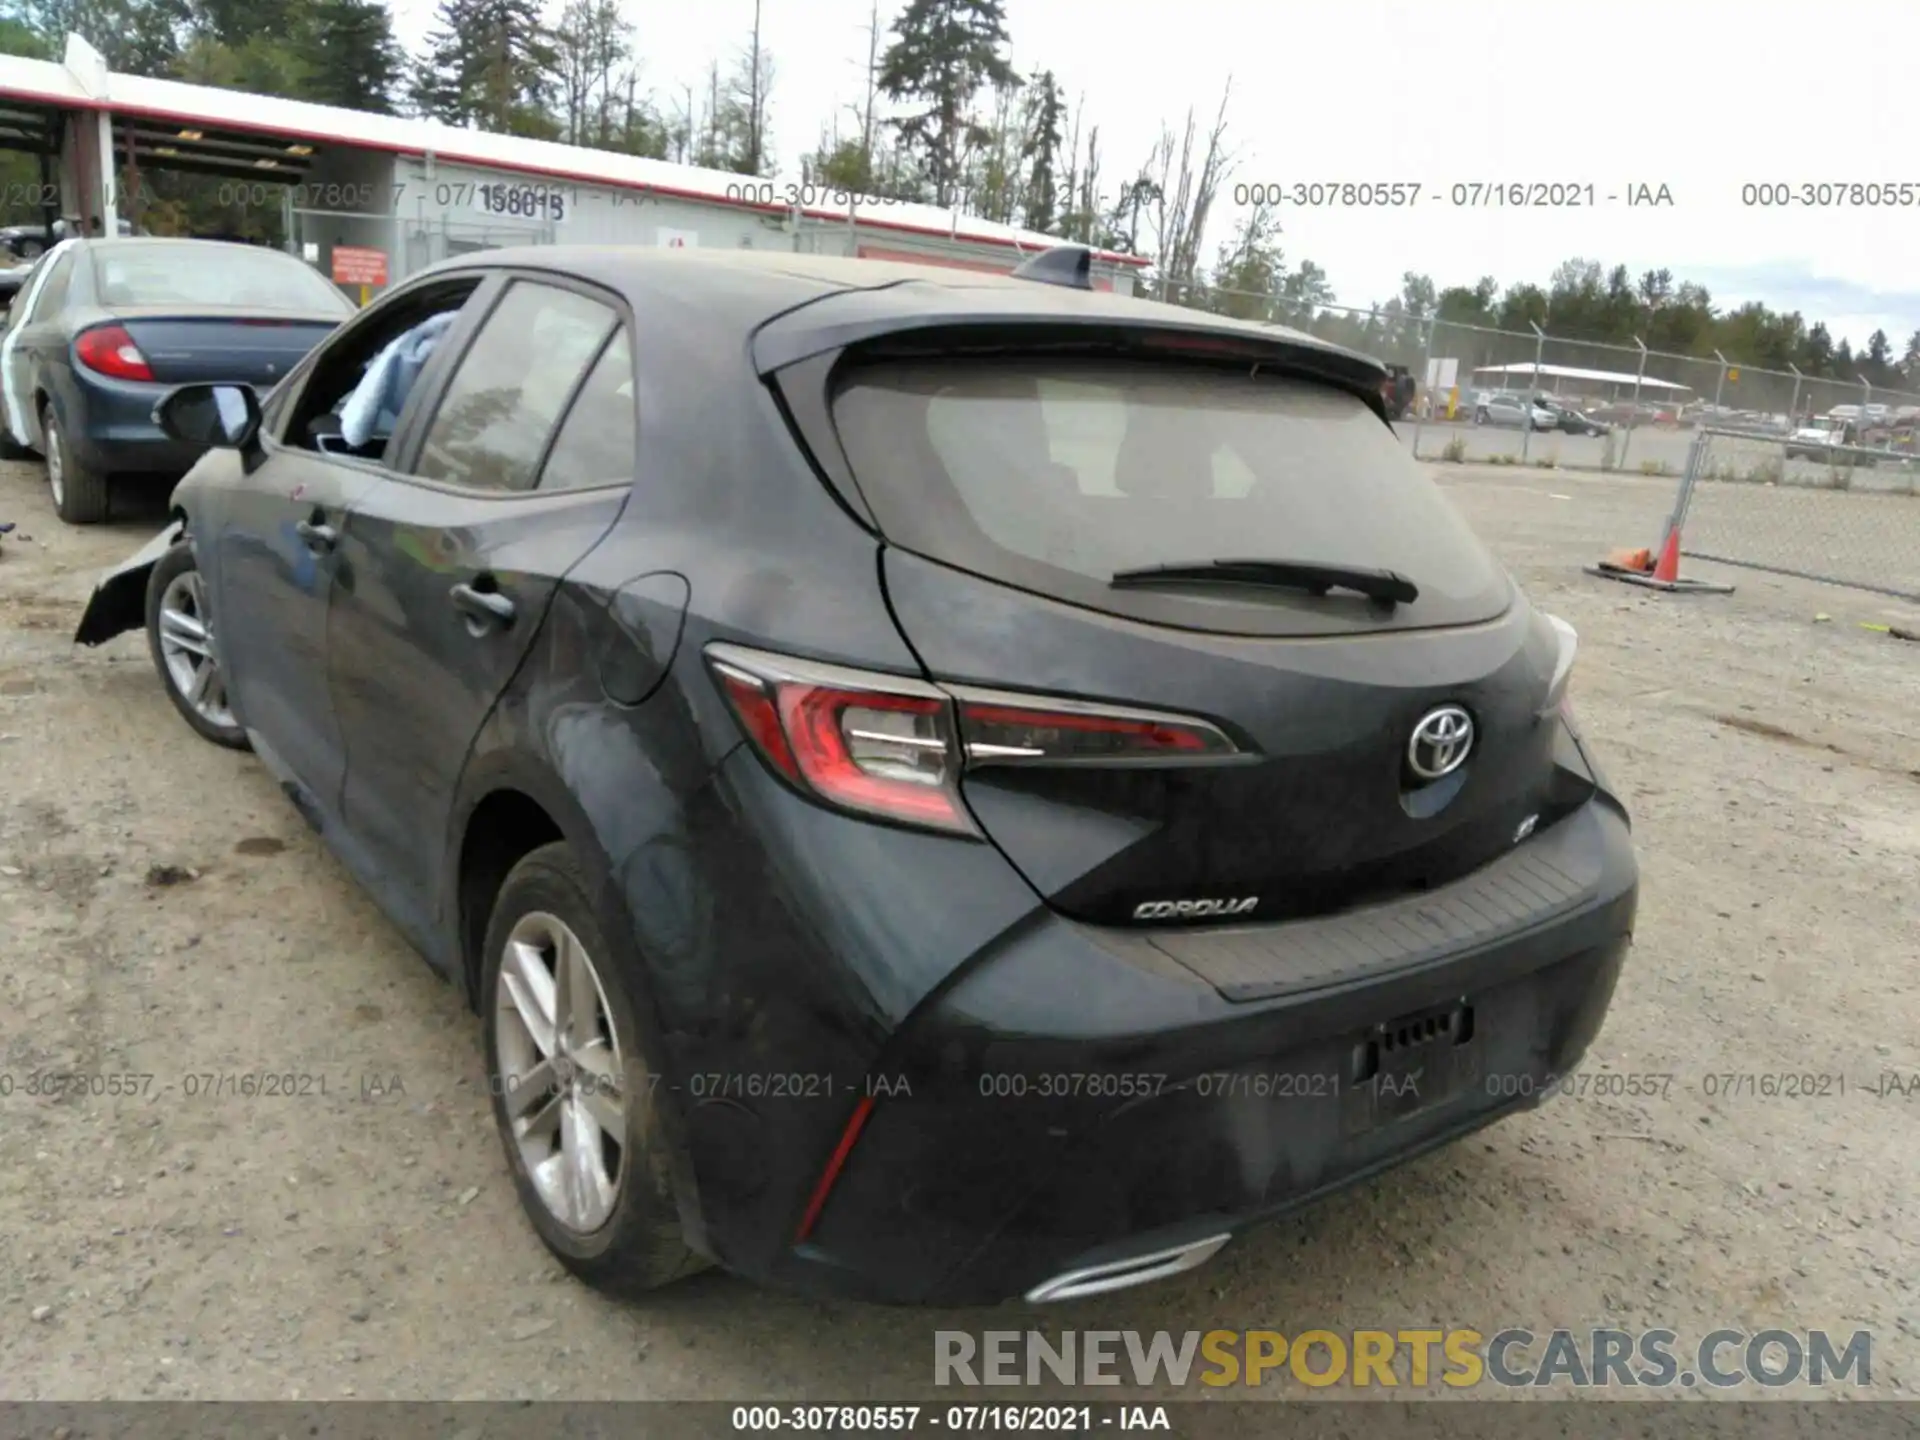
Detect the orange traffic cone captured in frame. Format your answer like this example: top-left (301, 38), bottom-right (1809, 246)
top-left (1650, 526), bottom-right (1682, 584)
top-left (1583, 522), bottom-right (1734, 593)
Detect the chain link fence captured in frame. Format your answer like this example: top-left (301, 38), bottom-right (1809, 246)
top-left (1673, 427), bottom-right (1920, 601)
top-left (287, 208), bottom-right (403, 302)
top-left (1156, 277), bottom-right (1920, 479)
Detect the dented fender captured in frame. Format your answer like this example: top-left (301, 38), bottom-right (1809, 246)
top-left (73, 519), bottom-right (185, 647)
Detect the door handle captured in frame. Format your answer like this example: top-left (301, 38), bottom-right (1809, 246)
top-left (450, 581), bottom-right (515, 630)
top-left (295, 518), bottom-right (336, 552)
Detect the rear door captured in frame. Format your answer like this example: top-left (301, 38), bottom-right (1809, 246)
top-left (325, 274), bottom-right (637, 935)
top-left (826, 352), bottom-right (1568, 927)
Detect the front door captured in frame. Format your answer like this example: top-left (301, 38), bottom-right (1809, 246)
top-left (326, 275), bottom-right (636, 938)
top-left (206, 447), bottom-right (384, 804)
top-left (207, 271), bottom-right (496, 808)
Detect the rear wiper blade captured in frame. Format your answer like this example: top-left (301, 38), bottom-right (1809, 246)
top-left (1109, 558), bottom-right (1419, 605)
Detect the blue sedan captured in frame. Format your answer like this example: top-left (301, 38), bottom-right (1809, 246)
top-left (0, 236), bottom-right (354, 523)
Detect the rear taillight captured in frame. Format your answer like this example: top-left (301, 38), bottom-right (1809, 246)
top-left (707, 645), bottom-right (974, 834)
top-left (948, 688), bottom-right (1239, 766)
top-left (707, 644), bottom-right (1245, 835)
top-left (74, 325), bottom-right (153, 382)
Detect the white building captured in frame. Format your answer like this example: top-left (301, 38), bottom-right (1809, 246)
top-left (0, 34), bottom-right (1147, 294)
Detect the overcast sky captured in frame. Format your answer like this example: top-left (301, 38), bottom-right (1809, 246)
top-left (389, 0), bottom-right (1920, 349)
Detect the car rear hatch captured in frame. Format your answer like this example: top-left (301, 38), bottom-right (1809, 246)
top-left (107, 309), bottom-right (340, 386)
top-left (765, 314), bottom-right (1590, 936)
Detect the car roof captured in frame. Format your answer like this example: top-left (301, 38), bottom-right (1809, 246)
top-left (417, 246), bottom-right (1387, 384)
top-left (77, 236), bottom-right (294, 257)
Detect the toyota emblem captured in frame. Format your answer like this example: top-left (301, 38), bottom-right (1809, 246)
top-left (1408, 705), bottom-right (1474, 781)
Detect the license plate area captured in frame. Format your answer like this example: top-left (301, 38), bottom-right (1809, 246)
top-left (1340, 1001), bottom-right (1480, 1136)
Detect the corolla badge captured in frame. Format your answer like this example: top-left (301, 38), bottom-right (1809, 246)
top-left (1133, 897), bottom-right (1258, 921)
top-left (1407, 705), bottom-right (1474, 781)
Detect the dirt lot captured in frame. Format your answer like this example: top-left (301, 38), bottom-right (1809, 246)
top-left (0, 459), bottom-right (1916, 1403)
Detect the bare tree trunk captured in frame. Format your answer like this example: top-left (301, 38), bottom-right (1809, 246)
top-left (1080, 125), bottom-right (1102, 247)
top-left (705, 63), bottom-right (721, 165)
top-left (745, 0), bottom-right (764, 174)
top-left (857, 0), bottom-right (880, 184)
top-left (1060, 97), bottom-right (1083, 241)
top-left (1142, 78), bottom-right (1234, 300)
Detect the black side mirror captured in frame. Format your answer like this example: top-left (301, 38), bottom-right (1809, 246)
top-left (154, 383), bottom-right (262, 451)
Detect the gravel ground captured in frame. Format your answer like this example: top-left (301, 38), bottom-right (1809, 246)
top-left (0, 459), bottom-right (1915, 1404)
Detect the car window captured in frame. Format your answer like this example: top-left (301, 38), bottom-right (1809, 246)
top-left (412, 282), bottom-right (617, 493)
top-left (830, 356), bottom-right (1507, 636)
top-left (282, 278), bottom-right (484, 459)
top-left (26, 252), bottom-right (74, 321)
top-left (89, 242), bottom-right (352, 313)
top-left (538, 329), bottom-right (636, 492)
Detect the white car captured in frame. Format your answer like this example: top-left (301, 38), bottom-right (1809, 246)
top-left (1472, 391), bottom-right (1557, 429)
top-left (1784, 419), bottom-right (1876, 465)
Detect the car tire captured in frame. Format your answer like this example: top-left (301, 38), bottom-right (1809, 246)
top-left (146, 540), bottom-right (249, 749)
top-left (482, 841), bottom-right (708, 1297)
top-left (42, 403), bottom-right (110, 525)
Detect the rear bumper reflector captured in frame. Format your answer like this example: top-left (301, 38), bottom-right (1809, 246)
top-left (793, 1094), bottom-right (876, 1242)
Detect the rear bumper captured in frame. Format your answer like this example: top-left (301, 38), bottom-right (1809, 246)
top-left (766, 796), bottom-right (1637, 1306)
top-left (62, 374), bottom-right (200, 475)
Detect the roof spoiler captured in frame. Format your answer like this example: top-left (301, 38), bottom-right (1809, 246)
top-left (1009, 244), bottom-right (1093, 291)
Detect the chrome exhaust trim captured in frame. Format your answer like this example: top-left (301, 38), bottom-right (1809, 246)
top-left (1023, 1232), bottom-right (1231, 1304)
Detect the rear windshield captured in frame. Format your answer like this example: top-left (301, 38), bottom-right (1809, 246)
top-left (90, 243), bottom-right (353, 313)
top-left (830, 357), bottom-right (1510, 635)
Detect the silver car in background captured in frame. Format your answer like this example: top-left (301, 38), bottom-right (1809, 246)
top-left (1472, 390), bottom-right (1558, 429)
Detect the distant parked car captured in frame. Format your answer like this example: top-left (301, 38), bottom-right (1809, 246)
top-left (1472, 390), bottom-right (1557, 429)
top-left (1592, 401), bottom-right (1680, 426)
top-left (1, 217), bottom-right (136, 260)
top-left (0, 236), bottom-right (355, 522)
top-left (1536, 398), bottom-right (1610, 436)
top-left (1783, 416), bottom-right (1876, 465)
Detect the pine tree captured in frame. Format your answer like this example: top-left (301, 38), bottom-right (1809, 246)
top-left (1021, 70), bottom-right (1065, 234)
top-left (187, 0), bottom-right (291, 48)
top-left (410, 0), bottom-right (557, 135)
top-left (301, 0), bottom-right (403, 114)
top-left (877, 0), bottom-right (1017, 208)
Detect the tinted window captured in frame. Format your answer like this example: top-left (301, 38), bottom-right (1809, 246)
top-left (89, 242), bottom-right (352, 313)
top-left (830, 357), bottom-right (1508, 635)
top-left (412, 282), bottom-right (615, 492)
top-left (539, 330), bottom-right (635, 491)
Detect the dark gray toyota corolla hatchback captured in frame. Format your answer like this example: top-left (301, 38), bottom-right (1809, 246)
top-left (78, 244), bottom-right (1638, 1307)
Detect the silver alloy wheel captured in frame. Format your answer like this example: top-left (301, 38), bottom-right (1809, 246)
top-left (494, 910), bottom-right (629, 1233)
top-left (43, 416), bottom-right (63, 507)
top-left (156, 569), bottom-right (236, 730)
